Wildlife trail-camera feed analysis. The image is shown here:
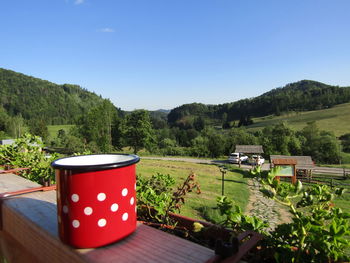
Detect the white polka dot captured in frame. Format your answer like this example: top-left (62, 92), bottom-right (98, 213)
top-left (72, 220), bottom-right (80, 228)
top-left (97, 193), bottom-right (106, 201)
top-left (71, 194), bottom-right (79, 202)
top-left (111, 203), bottom-right (119, 212)
top-left (122, 212), bottom-right (128, 221)
top-left (63, 205), bottom-right (68, 213)
top-left (122, 188), bottom-right (128, 196)
top-left (98, 218), bottom-right (107, 227)
top-left (84, 207), bottom-right (93, 215)
top-left (130, 197), bottom-right (135, 205)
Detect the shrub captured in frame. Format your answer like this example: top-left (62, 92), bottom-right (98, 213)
top-left (0, 133), bottom-right (58, 184)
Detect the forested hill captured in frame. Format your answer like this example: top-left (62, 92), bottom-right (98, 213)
top-left (167, 80), bottom-right (350, 126)
top-left (0, 68), bottom-right (105, 124)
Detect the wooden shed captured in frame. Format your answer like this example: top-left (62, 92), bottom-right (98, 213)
top-left (234, 145), bottom-right (264, 154)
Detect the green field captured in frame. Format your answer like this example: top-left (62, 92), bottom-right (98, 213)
top-left (137, 159), bottom-right (350, 221)
top-left (47, 125), bottom-right (75, 141)
top-left (136, 159), bottom-right (249, 222)
top-left (247, 102), bottom-right (350, 137)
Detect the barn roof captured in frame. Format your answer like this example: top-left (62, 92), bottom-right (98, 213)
top-left (270, 155), bottom-right (314, 170)
top-left (234, 145), bottom-right (264, 154)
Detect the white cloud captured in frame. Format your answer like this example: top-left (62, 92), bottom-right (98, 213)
top-left (74, 0), bottom-right (85, 5)
top-left (99, 28), bottom-right (115, 33)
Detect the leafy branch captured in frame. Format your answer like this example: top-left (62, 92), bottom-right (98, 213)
top-left (253, 167), bottom-right (350, 262)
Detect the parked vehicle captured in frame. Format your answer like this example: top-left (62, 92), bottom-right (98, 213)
top-left (228, 153), bottom-right (248, 164)
top-left (249, 155), bottom-right (265, 166)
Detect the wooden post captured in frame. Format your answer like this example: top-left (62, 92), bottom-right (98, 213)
top-left (292, 165), bottom-right (297, 184)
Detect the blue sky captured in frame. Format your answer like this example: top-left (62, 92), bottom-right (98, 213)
top-left (1, 0), bottom-right (350, 110)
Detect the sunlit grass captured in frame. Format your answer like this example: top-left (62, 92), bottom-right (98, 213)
top-left (247, 102), bottom-right (350, 137)
top-left (47, 125), bottom-right (75, 141)
top-left (136, 159), bottom-right (249, 222)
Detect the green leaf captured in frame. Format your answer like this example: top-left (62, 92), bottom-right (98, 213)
top-left (295, 180), bottom-right (303, 193)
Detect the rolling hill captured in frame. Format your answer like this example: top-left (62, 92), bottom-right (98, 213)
top-left (167, 80), bottom-right (350, 133)
top-left (247, 102), bottom-right (350, 137)
top-left (0, 68), bottom-right (106, 124)
top-left (1, 68), bottom-right (349, 138)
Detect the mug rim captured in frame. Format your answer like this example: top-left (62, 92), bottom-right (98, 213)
top-left (51, 153), bottom-right (140, 172)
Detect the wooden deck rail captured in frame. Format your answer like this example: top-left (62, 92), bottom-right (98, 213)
top-left (0, 173), bottom-right (215, 263)
top-left (0, 167), bottom-right (29, 175)
top-left (0, 173), bottom-right (262, 263)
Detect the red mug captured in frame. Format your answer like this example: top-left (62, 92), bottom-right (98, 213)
top-left (51, 154), bottom-right (140, 248)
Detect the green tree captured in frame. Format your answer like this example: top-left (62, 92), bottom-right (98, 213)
top-left (0, 106), bottom-right (10, 132)
top-left (270, 122), bottom-right (292, 155)
top-left (193, 116), bottom-right (205, 132)
top-left (318, 131), bottom-right (341, 164)
top-left (222, 113), bottom-right (231, 129)
top-left (203, 128), bottom-right (225, 158)
top-left (125, 110), bottom-right (155, 154)
top-left (300, 122), bottom-right (341, 163)
top-left (339, 133), bottom-right (350, 153)
top-left (77, 100), bottom-right (120, 152)
top-left (190, 136), bottom-right (209, 157)
top-left (225, 128), bottom-right (257, 154)
top-left (7, 114), bottom-right (27, 138)
top-left (28, 118), bottom-right (49, 141)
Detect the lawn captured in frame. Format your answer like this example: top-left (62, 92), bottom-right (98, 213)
top-left (136, 159), bottom-right (250, 222)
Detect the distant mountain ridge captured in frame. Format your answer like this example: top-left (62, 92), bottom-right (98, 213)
top-left (0, 68), bottom-right (105, 124)
top-left (167, 80), bottom-right (350, 126)
top-left (1, 69), bottom-right (350, 127)
top-left (156, 109), bottom-right (171, 114)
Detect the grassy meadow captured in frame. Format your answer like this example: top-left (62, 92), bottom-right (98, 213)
top-left (137, 159), bottom-right (350, 222)
top-left (136, 159), bottom-right (249, 222)
top-left (247, 102), bottom-right (350, 137)
top-left (47, 125), bottom-right (75, 141)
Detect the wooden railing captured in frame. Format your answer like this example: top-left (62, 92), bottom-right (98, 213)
top-left (0, 173), bottom-right (215, 263)
top-left (0, 173), bottom-right (262, 263)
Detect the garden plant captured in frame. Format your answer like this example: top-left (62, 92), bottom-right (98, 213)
top-left (255, 166), bottom-right (350, 263)
top-left (0, 133), bottom-right (58, 184)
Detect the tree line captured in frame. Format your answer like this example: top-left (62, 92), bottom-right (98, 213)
top-left (168, 80), bottom-right (350, 127)
top-left (45, 100), bottom-right (344, 164)
top-left (1, 96), bottom-right (347, 164)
